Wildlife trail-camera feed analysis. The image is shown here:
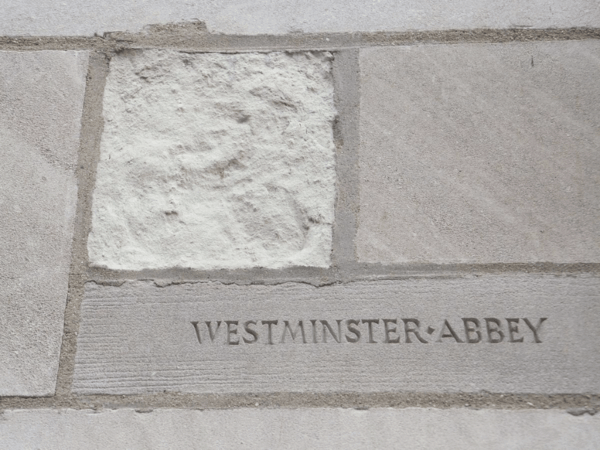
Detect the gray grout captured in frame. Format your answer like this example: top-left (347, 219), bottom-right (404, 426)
top-left (0, 392), bottom-right (598, 413)
top-left (55, 52), bottom-right (110, 397)
top-left (0, 27), bottom-right (599, 52)
top-left (332, 49), bottom-right (361, 267)
top-left (85, 263), bottom-right (600, 287)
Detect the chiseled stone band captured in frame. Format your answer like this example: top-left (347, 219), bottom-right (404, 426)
top-left (73, 274), bottom-right (600, 394)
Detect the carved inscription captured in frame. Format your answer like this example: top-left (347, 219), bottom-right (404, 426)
top-left (191, 317), bottom-right (547, 345)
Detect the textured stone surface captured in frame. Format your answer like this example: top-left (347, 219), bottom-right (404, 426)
top-left (73, 275), bottom-right (599, 394)
top-left (2, 0), bottom-right (599, 36)
top-left (1, 408), bottom-right (598, 449)
top-left (357, 41), bottom-right (600, 264)
top-left (89, 50), bottom-right (336, 270)
top-left (0, 51), bottom-right (88, 395)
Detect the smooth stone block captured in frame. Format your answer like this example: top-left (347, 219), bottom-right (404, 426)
top-left (2, 0), bottom-right (599, 36)
top-left (357, 41), bottom-right (600, 264)
top-left (0, 51), bottom-right (88, 395)
top-left (88, 50), bottom-right (336, 270)
top-left (73, 275), bottom-right (599, 394)
top-left (1, 408), bottom-right (598, 449)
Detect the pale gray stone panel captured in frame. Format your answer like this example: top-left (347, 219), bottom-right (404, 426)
top-left (3, 0), bottom-right (599, 36)
top-left (357, 41), bottom-right (600, 264)
top-left (1, 408), bottom-right (598, 449)
top-left (73, 275), bottom-right (599, 394)
top-left (0, 51), bottom-right (88, 395)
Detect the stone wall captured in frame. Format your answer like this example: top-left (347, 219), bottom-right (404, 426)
top-left (1, 4), bottom-right (599, 447)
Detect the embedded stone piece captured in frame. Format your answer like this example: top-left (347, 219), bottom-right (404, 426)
top-left (0, 50), bottom-right (88, 395)
top-left (357, 41), bottom-right (600, 264)
top-left (73, 275), bottom-right (600, 394)
top-left (0, 408), bottom-right (598, 449)
top-left (89, 50), bottom-right (336, 270)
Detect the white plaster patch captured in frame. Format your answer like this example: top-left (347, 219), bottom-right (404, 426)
top-left (89, 50), bottom-right (336, 270)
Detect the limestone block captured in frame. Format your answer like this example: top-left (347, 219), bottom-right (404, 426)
top-left (73, 275), bottom-right (599, 394)
top-left (2, 0), bottom-right (599, 36)
top-left (88, 50), bottom-right (336, 270)
top-left (0, 51), bottom-right (88, 395)
top-left (357, 41), bottom-right (600, 264)
top-left (1, 408), bottom-right (598, 449)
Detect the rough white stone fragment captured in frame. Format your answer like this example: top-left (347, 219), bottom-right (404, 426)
top-left (1, 408), bottom-right (598, 449)
top-left (89, 50), bottom-right (336, 270)
top-left (0, 51), bottom-right (88, 395)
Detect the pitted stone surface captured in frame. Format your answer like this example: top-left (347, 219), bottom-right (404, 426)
top-left (89, 50), bottom-right (336, 270)
top-left (357, 41), bottom-right (600, 264)
top-left (73, 275), bottom-right (599, 395)
top-left (1, 408), bottom-right (599, 449)
top-left (2, 0), bottom-right (599, 36)
top-left (0, 51), bottom-right (88, 395)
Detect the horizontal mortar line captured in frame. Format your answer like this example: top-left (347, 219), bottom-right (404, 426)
top-left (0, 28), bottom-right (599, 51)
top-left (85, 263), bottom-right (600, 285)
top-left (0, 393), bottom-right (598, 412)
